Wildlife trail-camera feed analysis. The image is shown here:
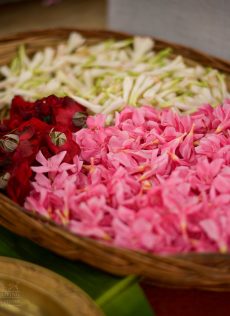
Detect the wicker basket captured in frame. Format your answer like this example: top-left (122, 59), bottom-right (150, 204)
top-left (1, 28), bottom-right (230, 291)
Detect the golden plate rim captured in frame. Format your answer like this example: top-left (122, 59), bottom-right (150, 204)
top-left (0, 256), bottom-right (104, 316)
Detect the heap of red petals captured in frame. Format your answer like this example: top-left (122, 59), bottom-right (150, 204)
top-left (0, 95), bottom-right (86, 204)
top-left (23, 100), bottom-right (230, 254)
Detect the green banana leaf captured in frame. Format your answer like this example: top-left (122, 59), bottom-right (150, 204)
top-left (0, 226), bottom-right (154, 316)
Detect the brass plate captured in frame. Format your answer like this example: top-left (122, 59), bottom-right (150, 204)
top-left (0, 257), bottom-right (104, 316)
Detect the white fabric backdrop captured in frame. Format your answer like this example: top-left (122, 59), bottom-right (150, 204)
top-left (108, 0), bottom-right (230, 60)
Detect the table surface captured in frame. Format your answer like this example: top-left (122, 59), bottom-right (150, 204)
top-left (0, 0), bottom-right (106, 36)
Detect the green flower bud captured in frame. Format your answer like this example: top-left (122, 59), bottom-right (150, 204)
top-left (49, 130), bottom-right (67, 146)
top-left (0, 172), bottom-right (10, 189)
top-left (72, 112), bottom-right (87, 128)
top-left (0, 134), bottom-right (19, 152)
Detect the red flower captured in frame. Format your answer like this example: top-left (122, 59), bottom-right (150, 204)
top-left (35, 95), bottom-right (62, 123)
top-left (7, 160), bottom-right (32, 205)
top-left (12, 118), bottom-right (51, 164)
top-left (35, 95), bottom-right (86, 131)
top-left (8, 95), bottom-right (86, 132)
top-left (0, 94), bottom-right (87, 205)
top-left (52, 96), bottom-right (86, 132)
top-left (8, 96), bottom-right (36, 129)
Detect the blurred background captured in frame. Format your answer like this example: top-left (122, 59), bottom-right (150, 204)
top-left (0, 0), bottom-right (106, 35)
top-left (0, 0), bottom-right (230, 60)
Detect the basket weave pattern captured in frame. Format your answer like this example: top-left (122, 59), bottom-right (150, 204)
top-left (1, 28), bottom-right (230, 291)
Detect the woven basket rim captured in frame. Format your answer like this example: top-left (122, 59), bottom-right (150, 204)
top-left (1, 192), bottom-right (225, 259)
top-left (0, 27), bottom-right (230, 69)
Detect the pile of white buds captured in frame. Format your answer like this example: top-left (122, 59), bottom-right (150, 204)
top-left (0, 32), bottom-right (229, 120)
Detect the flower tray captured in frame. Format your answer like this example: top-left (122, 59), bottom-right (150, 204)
top-left (1, 28), bottom-right (230, 291)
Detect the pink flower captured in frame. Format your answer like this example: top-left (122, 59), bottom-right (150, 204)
top-left (24, 191), bottom-right (50, 218)
top-left (196, 134), bottom-right (223, 158)
top-left (24, 101), bottom-right (230, 255)
top-left (212, 166), bottom-right (230, 194)
top-left (179, 125), bottom-right (195, 161)
top-left (196, 158), bottom-right (224, 185)
top-left (214, 100), bottom-right (230, 133)
top-left (86, 114), bottom-right (106, 129)
top-left (32, 150), bottom-right (74, 174)
top-left (191, 104), bottom-right (215, 132)
top-left (69, 220), bottom-right (108, 239)
top-left (74, 129), bottom-right (107, 162)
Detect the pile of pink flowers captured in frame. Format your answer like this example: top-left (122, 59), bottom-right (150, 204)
top-left (25, 101), bottom-right (230, 254)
